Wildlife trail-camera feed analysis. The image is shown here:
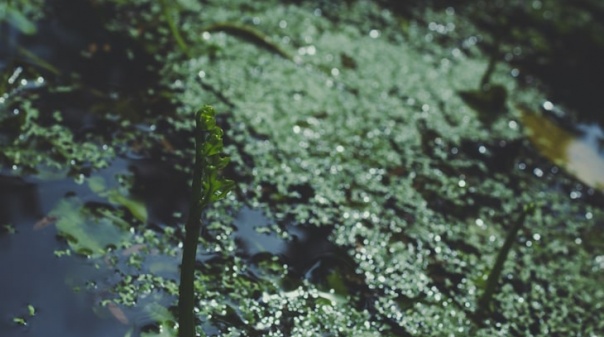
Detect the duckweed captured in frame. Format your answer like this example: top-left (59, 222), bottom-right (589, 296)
top-left (2, 0), bottom-right (603, 336)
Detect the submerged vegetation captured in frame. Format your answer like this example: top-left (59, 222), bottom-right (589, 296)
top-left (1, 0), bottom-right (603, 336)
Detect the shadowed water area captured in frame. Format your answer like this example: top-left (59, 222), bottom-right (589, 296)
top-left (1, 0), bottom-right (603, 336)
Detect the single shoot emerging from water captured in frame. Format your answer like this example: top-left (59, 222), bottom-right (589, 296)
top-left (178, 105), bottom-right (234, 337)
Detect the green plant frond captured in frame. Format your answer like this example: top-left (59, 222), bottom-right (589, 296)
top-left (195, 105), bottom-right (234, 206)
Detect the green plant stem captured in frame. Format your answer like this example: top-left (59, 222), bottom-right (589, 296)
top-left (477, 204), bottom-right (535, 316)
top-left (159, 0), bottom-right (191, 58)
top-left (178, 112), bottom-right (205, 337)
top-left (204, 22), bottom-right (294, 62)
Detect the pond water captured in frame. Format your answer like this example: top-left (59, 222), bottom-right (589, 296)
top-left (1, 0), bottom-right (604, 336)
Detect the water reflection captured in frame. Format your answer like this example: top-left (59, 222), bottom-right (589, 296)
top-left (520, 105), bottom-right (604, 191)
top-left (0, 173), bottom-right (128, 337)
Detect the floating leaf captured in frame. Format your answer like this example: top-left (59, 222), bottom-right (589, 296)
top-left (141, 303), bottom-right (177, 337)
top-left (1, 5), bottom-right (37, 35)
top-left (87, 176), bottom-right (148, 223)
top-left (50, 198), bottom-right (131, 257)
top-left (108, 191), bottom-right (148, 224)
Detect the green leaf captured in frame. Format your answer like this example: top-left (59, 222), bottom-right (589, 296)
top-left (3, 6), bottom-right (37, 35)
top-left (50, 198), bottom-right (132, 257)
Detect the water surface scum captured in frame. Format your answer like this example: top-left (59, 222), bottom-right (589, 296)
top-left (1, 0), bottom-right (603, 336)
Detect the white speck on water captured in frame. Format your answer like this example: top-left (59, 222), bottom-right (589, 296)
top-left (533, 168), bottom-right (544, 177)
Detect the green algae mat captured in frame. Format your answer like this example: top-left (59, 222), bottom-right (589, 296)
top-left (1, 0), bottom-right (603, 336)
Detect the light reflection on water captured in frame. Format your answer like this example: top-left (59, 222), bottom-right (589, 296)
top-left (520, 105), bottom-right (604, 191)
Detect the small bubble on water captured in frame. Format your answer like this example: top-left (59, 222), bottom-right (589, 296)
top-left (575, 238), bottom-right (582, 245)
top-left (458, 179), bottom-right (466, 187)
top-left (508, 120), bottom-right (518, 129)
top-left (533, 233), bottom-right (541, 241)
top-left (542, 101), bottom-right (554, 111)
top-left (478, 145), bottom-right (487, 154)
top-left (279, 20), bottom-right (287, 28)
top-left (331, 68), bottom-right (340, 76)
top-left (369, 29), bottom-right (380, 38)
top-left (198, 70), bottom-right (206, 78)
top-left (475, 218), bottom-right (485, 227)
top-left (570, 191), bottom-right (582, 199)
top-left (518, 162), bottom-right (526, 170)
top-left (586, 212), bottom-right (593, 219)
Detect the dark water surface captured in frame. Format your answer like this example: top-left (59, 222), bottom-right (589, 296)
top-left (0, 172), bottom-right (127, 336)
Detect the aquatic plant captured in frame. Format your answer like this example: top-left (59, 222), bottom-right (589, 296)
top-left (477, 203), bottom-right (536, 316)
top-left (158, 0), bottom-right (191, 58)
top-left (178, 105), bottom-right (234, 337)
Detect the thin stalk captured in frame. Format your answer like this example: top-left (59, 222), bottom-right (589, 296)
top-left (178, 112), bottom-right (205, 337)
top-left (177, 106), bottom-right (234, 337)
top-left (477, 204), bottom-right (535, 315)
top-left (159, 0), bottom-right (192, 58)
